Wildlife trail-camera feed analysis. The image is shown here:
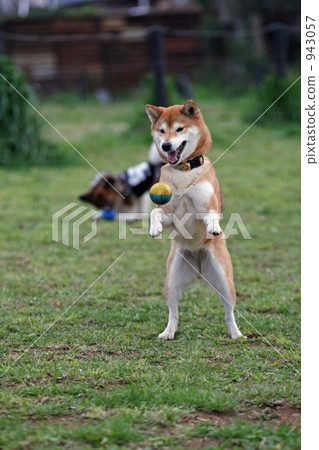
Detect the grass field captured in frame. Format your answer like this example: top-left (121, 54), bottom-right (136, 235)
top-left (0, 89), bottom-right (300, 448)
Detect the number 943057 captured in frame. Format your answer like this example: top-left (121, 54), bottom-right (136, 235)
top-left (306, 16), bottom-right (315, 60)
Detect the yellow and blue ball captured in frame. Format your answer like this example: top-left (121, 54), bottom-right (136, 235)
top-left (150, 183), bottom-right (172, 205)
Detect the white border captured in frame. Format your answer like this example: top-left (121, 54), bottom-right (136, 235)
top-left (301, 0), bottom-right (319, 447)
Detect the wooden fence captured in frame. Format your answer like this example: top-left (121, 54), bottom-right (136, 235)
top-left (0, 9), bottom-right (300, 96)
top-left (0, 8), bottom-right (203, 94)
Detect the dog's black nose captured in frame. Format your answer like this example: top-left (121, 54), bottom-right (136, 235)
top-left (162, 142), bottom-right (172, 152)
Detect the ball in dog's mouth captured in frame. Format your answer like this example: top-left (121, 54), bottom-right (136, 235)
top-left (167, 141), bottom-right (187, 165)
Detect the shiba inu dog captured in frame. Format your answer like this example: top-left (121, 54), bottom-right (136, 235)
top-left (146, 100), bottom-right (244, 340)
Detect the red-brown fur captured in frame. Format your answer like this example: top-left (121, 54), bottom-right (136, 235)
top-left (147, 100), bottom-right (244, 340)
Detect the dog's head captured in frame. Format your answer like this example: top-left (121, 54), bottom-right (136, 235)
top-left (145, 100), bottom-right (212, 166)
top-left (79, 173), bottom-right (126, 209)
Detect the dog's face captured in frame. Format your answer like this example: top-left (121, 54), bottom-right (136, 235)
top-left (79, 173), bottom-right (123, 209)
top-left (145, 100), bottom-right (212, 166)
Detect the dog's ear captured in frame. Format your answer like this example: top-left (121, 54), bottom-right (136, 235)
top-left (104, 175), bottom-right (122, 194)
top-left (104, 175), bottom-right (115, 189)
top-left (180, 100), bottom-right (200, 118)
top-left (145, 105), bottom-right (163, 123)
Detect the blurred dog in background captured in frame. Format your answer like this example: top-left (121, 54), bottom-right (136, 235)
top-left (79, 144), bottom-right (163, 221)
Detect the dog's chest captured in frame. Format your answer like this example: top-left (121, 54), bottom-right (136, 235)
top-left (160, 168), bottom-right (214, 215)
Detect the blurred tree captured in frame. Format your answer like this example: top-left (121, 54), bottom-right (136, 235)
top-left (196, 0), bottom-right (300, 80)
top-left (0, 57), bottom-right (56, 165)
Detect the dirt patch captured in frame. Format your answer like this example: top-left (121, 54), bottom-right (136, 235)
top-left (180, 402), bottom-right (300, 428)
top-left (1, 377), bottom-right (129, 392)
top-left (28, 414), bottom-right (78, 425)
top-left (28, 414), bottom-right (110, 426)
top-left (82, 321), bottom-right (98, 327)
top-left (90, 380), bottom-right (130, 390)
top-left (276, 405), bottom-right (300, 426)
top-left (9, 345), bottom-right (70, 358)
top-left (27, 410), bottom-right (114, 426)
top-left (153, 411), bottom-right (235, 441)
top-left (43, 376), bottom-right (129, 390)
top-left (45, 345), bottom-right (71, 351)
top-left (51, 302), bottom-right (63, 308)
top-left (253, 400), bottom-right (301, 426)
top-left (204, 356), bottom-right (235, 365)
top-left (26, 403), bottom-right (298, 429)
top-left (183, 437), bottom-right (219, 449)
top-left (181, 410), bottom-right (234, 426)
top-left (0, 379), bottom-right (50, 389)
top-left (9, 345), bottom-right (138, 362)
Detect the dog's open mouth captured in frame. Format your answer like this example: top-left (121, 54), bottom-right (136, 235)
top-left (167, 141), bottom-right (187, 165)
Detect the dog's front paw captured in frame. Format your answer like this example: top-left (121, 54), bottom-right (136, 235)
top-left (158, 328), bottom-right (175, 340)
top-left (206, 222), bottom-right (222, 236)
top-left (150, 221), bottom-right (162, 238)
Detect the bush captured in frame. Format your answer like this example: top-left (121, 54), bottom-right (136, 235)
top-left (0, 57), bottom-right (63, 165)
top-left (251, 73), bottom-right (301, 123)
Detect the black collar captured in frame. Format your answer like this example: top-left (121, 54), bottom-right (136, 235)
top-left (172, 155), bottom-right (205, 171)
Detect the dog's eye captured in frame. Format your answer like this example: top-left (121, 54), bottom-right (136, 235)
top-left (176, 127), bottom-right (184, 132)
top-left (160, 129), bottom-right (165, 134)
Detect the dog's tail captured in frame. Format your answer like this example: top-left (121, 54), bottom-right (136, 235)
top-left (148, 142), bottom-right (163, 166)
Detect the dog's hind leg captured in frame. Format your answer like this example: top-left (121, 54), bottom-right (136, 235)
top-left (159, 242), bottom-right (198, 340)
top-left (200, 240), bottom-right (244, 340)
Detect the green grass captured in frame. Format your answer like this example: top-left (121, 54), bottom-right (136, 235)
top-left (0, 90), bottom-right (300, 449)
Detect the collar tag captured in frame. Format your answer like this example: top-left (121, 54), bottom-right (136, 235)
top-left (175, 161), bottom-right (191, 171)
top-left (173, 155), bottom-right (204, 171)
